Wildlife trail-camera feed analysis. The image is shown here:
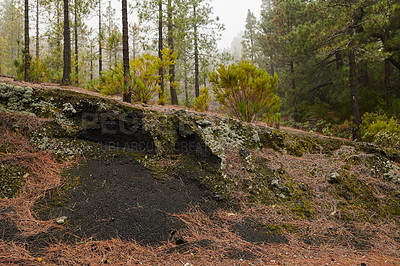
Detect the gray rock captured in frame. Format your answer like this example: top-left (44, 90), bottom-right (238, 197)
top-left (328, 172), bottom-right (342, 184)
top-left (56, 216), bottom-right (68, 224)
top-left (270, 179), bottom-right (279, 188)
top-left (384, 170), bottom-right (400, 184)
top-left (196, 119), bottom-right (212, 127)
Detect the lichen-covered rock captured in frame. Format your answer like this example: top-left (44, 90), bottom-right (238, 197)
top-left (383, 161), bottom-right (400, 184)
top-left (328, 172), bottom-right (342, 184)
top-left (0, 83), bottom-right (34, 113)
top-left (143, 112), bottom-right (178, 155)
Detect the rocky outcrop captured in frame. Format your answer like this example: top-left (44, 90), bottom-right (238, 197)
top-left (2, 82), bottom-right (400, 258)
top-left (0, 82), bottom-right (363, 165)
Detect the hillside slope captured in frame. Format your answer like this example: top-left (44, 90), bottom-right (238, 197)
top-left (0, 80), bottom-right (400, 265)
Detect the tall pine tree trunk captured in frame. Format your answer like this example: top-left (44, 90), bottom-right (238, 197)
top-left (193, 4), bottom-right (199, 98)
top-left (385, 58), bottom-right (392, 111)
top-left (98, 0), bottom-right (103, 76)
top-left (122, 0), bottom-right (131, 103)
top-left (349, 25), bottom-right (360, 140)
top-left (74, 0), bottom-right (79, 85)
top-left (61, 0), bottom-right (71, 85)
top-left (184, 65), bottom-right (188, 104)
top-left (24, 0), bottom-right (30, 82)
top-left (132, 25), bottom-right (137, 60)
top-left (167, 0), bottom-right (178, 105)
top-left (290, 61), bottom-right (298, 122)
top-left (158, 0), bottom-right (164, 98)
top-left (384, 30), bottom-right (392, 112)
top-left (90, 43), bottom-right (94, 81)
top-left (36, 0), bottom-right (39, 60)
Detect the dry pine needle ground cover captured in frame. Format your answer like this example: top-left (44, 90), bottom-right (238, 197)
top-left (0, 81), bottom-right (400, 265)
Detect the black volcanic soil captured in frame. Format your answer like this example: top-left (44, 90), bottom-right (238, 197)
top-left (32, 151), bottom-right (218, 248)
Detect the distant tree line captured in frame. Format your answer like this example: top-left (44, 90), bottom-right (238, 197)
top-left (0, 0), bottom-right (224, 106)
top-left (241, 0), bottom-right (400, 140)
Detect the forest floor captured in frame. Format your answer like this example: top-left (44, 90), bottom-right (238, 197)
top-left (0, 77), bottom-right (400, 265)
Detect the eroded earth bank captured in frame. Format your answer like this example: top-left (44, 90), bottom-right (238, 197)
top-left (1, 81), bottom-right (400, 265)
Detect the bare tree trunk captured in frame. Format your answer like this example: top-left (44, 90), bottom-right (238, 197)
top-left (384, 29), bottom-right (392, 112)
top-left (183, 49), bottom-right (188, 104)
top-left (36, 0), bottom-right (39, 60)
top-left (158, 0), bottom-right (164, 98)
top-left (122, 0), bottom-right (131, 103)
top-left (193, 4), bottom-right (199, 98)
top-left (56, 1), bottom-right (61, 48)
top-left (61, 0), bottom-right (71, 85)
top-left (99, 0), bottom-right (103, 76)
top-left (167, 0), bottom-right (178, 105)
top-left (74, 0), bottom-right (79, 85)
top-left (90, 43), bottom-right (93, 81)
top-left (290, 61), bottom-right (298, 122)
top-left (349, 25), bottom-right (360, 141)
top-left (385, 58), bottom-right (392, 111)
top-left (24, 0), bottom-right (30, 82)
top-left (132, 26), bottom-right (136, 60)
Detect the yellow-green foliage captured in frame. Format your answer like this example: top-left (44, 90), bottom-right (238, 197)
top-left (30, 58), bottom-right (49, 83)
top-left (93, 48), bottom-right (177, 104)
top-left (361, 112), bottom-right (400, 147)
top-left (210, 60), bottom-right (280, 122)
top-left (13, 56), bottom-right (49, 82)
top-left (130, 53), bottom-right (161, 103)
top-left (97, 64), bottom-right (124, 95)
top-left (194, 87), bottom-right (211, 112)
top-left (158, 92), bottom-right (167, 105)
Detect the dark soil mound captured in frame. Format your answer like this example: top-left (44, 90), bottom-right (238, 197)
top-left (233, 218), bottom-right (289, 245)
top-left (35, 151), bottom-right (217, 246)
top-left (0, 218), bottom-right (20, 241)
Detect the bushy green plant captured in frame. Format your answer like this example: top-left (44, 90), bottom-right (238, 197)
top-left (194, 87), bottom-right (211, 112)
top-left (330, 120), bottom-right (354, 139)
top-left (97, 64), bottom-right (124, 95)
top-left (210, 60), bottom-right (280, 122)
top-left (130, 53), bottom-right (161, 103)
top-left (93, 48), bottom-right (177, 104)
top-left (13, 54), bottom-right (49, 83)
top-left (361, 112), bottom-right (400, 147)
top-left (158, 92), bottom-right (167, 105)
top-left (30, 57), bottom-right (49, 83)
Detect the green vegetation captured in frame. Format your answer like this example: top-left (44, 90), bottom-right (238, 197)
top-left (361, 112), bottom-right (400, 148)
top-left (1, 0), bottom-right (399, 137)
top-left (89, 48), bottom-right (177, 104)
top-left (210, 61), bottom-right (280, 122)
top-left (194, 87), bottom-right (211, 112)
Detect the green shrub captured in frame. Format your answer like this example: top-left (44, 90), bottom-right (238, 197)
top-left (361, 112), bottom-right (400, 147)
top-left (330, 120), bottom-right (354, 139)
top-left (158, 92), bottom-right (167, 105)
top-left (194, 87), bottom-right (211, 112)
top-left (97, 64), bottom-right (124, 95)
top-left (93, 48), bottom-right (177, 104)
top-left (210, 60), bottom-right (280, 122)
top-left (130, 53), bottom-right (161, 103)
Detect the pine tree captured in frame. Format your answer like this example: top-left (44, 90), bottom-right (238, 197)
top-left (242, 9), bottom-right (257, 63)
top-left (61, 0), bottom-right (71, 85)
top-left (122, 0), bottom-right (131, 102)
top-left (167, 0), bottom-right (178, 104)
top-left (24, 0), bottom-right (30, 82)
